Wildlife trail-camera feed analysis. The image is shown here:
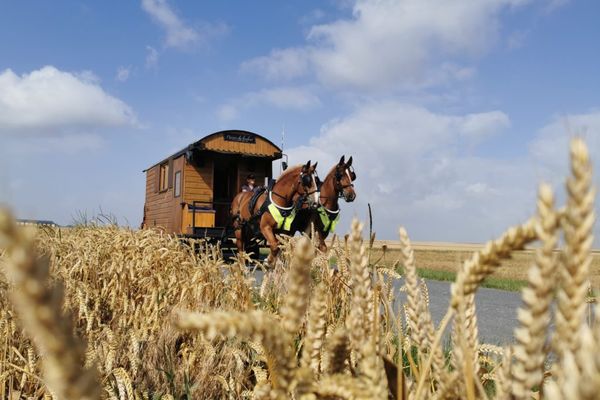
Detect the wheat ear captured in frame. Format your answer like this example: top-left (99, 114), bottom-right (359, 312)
top-left (398, 227), bottom-right (421, 349)
top-left (301, 283), bottom-right (328, 376)
top-left (346, 219), bottom-right (373, 367)
top-left (451, 219), bottom-right (537, 308)
top-left (511, 183), bottom-right (558, 398)
top-left (281, 236), bottom-right (315, 338)
top-left (175, 310), bottom-right (295, 398)
top-left (0, 209), bottom-right (101, 400)
top-left (555, 137), bottom-right (596, 356)
top-left (399, 227), bottom-right (444, 387)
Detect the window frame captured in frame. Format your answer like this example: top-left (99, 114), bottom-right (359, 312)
top-left (159, 162), bottom-right (169, 192)
top-left (174, 170), bottom-right (181, 198)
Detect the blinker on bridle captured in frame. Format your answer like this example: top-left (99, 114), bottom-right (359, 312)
top-left (335, 166), bottom-right (356, 190)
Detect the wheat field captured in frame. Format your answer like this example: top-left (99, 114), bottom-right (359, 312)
top-left (0, 137), bottom-right (597, 399)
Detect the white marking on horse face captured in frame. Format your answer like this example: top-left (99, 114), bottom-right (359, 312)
top-left (346, 168), bottom-right (352, 182)
top-left (312, 174), bottom-right (319, 203)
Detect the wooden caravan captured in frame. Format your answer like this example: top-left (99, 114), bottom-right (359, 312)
top-left (142, 130), bottom-right (282, 239)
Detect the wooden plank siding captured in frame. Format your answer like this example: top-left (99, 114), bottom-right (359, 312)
top-left (202, 134), bottom-right (279, 157)
top-left (182, 157), bottom-right (213, 204)
top-left (142, 155), bottom-right (185, 234)
top-left (181, 156), bottom-right (214, 233)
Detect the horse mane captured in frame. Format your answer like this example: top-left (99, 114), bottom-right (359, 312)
top-left (276, 164), bottom-right (303, 182)
top-left (325, 165), bottom-right (338, 179)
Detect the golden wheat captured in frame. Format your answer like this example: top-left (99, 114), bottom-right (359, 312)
top-left (0, 136), bottom-right (597, 399)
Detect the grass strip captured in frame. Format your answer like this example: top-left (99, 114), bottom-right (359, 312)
top-left (412, 268), bottom-right (527, 292)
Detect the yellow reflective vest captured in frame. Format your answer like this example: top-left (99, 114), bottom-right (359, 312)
top-left (268, 203), bottom-right (296, 231)
top-left (318, 206), bottom-right (340, 233)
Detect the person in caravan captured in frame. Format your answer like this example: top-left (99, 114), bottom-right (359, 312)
top-left (241, 174), bottom-right (256, 192)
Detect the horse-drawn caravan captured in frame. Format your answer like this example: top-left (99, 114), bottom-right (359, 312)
top-left (141, 129), bottom-right (283, 244)
top-left (141, 128), bottom-right (357, 263)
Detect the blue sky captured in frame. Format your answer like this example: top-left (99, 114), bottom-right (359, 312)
top-left (0, 0), bottom-right (599, 244)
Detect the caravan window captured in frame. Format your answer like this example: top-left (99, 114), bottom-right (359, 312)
top-left (159, 162), bottom-right (169, 192)
top-left (174, 171), bottom-right (181, 197)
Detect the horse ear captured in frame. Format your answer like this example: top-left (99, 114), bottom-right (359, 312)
top-left (312, 161), bottom-right (318, 172)
top-left (346, 156), bottom-right (353, 167)
top-left (304, 160), bottom-right (311, 171)
top-left (339, 155), bottom-right (345, 165)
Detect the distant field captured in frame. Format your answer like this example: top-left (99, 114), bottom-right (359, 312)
top-left (367, 240), bottom-right (600, 288)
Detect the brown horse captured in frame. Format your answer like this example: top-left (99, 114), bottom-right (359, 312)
top-left (230, 161), bottom-right (319, 265)
top-left (291, 155), bottom-right (356, 252)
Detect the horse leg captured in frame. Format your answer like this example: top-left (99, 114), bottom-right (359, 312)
top-left (317, 231), bottom-right (328, 253)
top-left (262, 225), bottom-right (279, 267)
top-left (234, 228), bottom-right (244, 253)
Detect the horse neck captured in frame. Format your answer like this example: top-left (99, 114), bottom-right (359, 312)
top-left (320, 169), bottom-right (340, 211)
top-left (271, 167), bottom-right (301, 206)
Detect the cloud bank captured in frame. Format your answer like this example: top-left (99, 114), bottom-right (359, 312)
top-left (0, 66), bottom-right (136, 134)
top-left (284, 104), bottom-right (599, 243)
top-left (243, 0), bottom-right (532, 91)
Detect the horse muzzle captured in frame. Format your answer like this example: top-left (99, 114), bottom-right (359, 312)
top-left (344, 191), bottom-right (356, 202)
top-left (306, 196), bottom-right (319, 208)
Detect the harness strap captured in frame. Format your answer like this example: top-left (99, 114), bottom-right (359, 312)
top-left (317, 205), bottom-right (340, 233)
top-left (248, 190), bottom-right (298, 231)
top-left (268, 202), bottom-right (296, 231)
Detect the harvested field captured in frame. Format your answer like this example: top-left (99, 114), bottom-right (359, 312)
top-left (370, 241), bottom-right (600, 287)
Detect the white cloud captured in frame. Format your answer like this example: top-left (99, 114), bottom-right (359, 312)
top-left (243, 0), bottom-right (532, 91)
top-left (302, 102), bottom-right (508, 164)
top-left (241, 48), bottom-right (311, 81)
top-left (284, 105), bottom-right (600, 245)
top-left (0, 66), bottom-right (136, 134)
top-left (141, 0), bottom-right (228, 49)
top-left (530, 111), bottom-right (600, 184)
top-left (145, 46), bottom-right (159, 68)
top-left (300, 8), bottom-right (326, 25)
top-left (217, 86), bottom-right (320, 122)
top-left (116, 66), bottom-right (131, 82)
top-left (459, 111), bottom-right (511, 139)
top-left (465, 182), bottom-right (497, 196)
top-left (216, 104), bottom-right (238, 122)
top-left (6, 133), bottom-right (105, 155)
top-left (283, 101), bottom-right (575, 243)
top-left (251, 87), bottom-right (321, 109)
top-left (141, 0), bottom-right (198, 48)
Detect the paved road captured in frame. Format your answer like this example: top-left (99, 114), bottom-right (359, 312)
top-left (394, 279), bottom-right (522, 345)
top-left (252, 270), bottom-right (522, 345)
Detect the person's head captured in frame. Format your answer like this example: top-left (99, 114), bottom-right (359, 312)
top-left (246, 174), bottom-right (256, 186)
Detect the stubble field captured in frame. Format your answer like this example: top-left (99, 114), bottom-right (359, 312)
top-left (370, 241), bottom-right (600, 289)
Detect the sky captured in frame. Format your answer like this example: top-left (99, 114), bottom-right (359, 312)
top-left (0, 0), bottom-right (599, 244)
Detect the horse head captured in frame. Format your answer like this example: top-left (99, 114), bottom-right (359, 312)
top-left (335, 155), bottom-right (356, 202)
top-left (297, 160), bottom-right (320, 208)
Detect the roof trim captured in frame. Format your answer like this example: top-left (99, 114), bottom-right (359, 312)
top-left (143, 129), bottom-right (283, 172)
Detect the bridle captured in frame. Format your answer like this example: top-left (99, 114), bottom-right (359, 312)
top-left (332, 166), bottom-right (356, 198)
top-left (317, 166), bottom-right (357, 207)
top-left (271, 169), bottom-right (318, 207)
